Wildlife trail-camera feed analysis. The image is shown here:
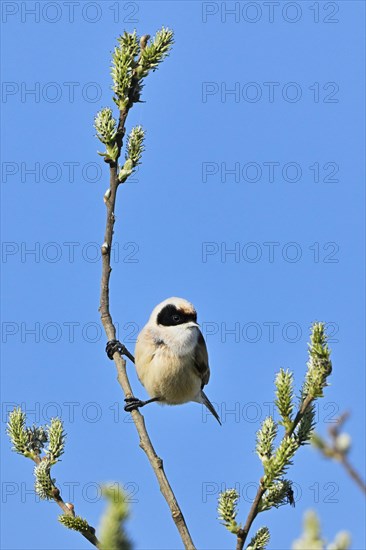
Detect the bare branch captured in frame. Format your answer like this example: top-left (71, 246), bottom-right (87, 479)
top-left (99, 126), bottom-right (195, 549)
top-left (98, 29), bottom-right (195, 550)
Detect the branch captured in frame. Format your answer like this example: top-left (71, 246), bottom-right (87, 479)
top-left (235, 323), bottom-right (332, 550)
top-left (339, 455), bottom-right (366, 494)
top-left (99, 127), bottom-right (195, 550)
top-left (236, 486), bottom-right (266, 550)
top-left (35, 455), bottom-right (100, 547)
top-left (312, 412), bottom-right (366, 494)
top-left (7, 409), bottom-right (99, 548)
top-left (98, 29), bottom-right (195, 550)
top-left (235, 396), bottom-right (313, 550)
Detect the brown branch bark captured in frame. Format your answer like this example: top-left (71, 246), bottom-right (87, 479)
top-left (235, 394), bottom-right (315, 550)
top-left (99, 108), bottom-right (196, 550)
top-left (235, 483), bottom-right (266, 550)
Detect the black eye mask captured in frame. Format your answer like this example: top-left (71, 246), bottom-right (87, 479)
top-left (157, 304), bottom-right (197, 327)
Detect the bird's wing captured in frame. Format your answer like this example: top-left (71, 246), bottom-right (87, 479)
top-left (193, 329), bottom-right (210, 388)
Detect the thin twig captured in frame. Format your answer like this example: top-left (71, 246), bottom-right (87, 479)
top-left (99, 106), bottom-right (196, 550)
top-left (235, 482), bottom-right (266, 550)
top-left (236, 395), bottom-right (314, 550)
top-left (32, 456), bottom-right (100, 547)
top-left (286, 394), bottom-right (314, 439)
top-left (313, 412), bottom-right (366, 495)
top-left (339, 455), bottom-right (366, 494)
top-left (329, 413), bottom-right (366, 494)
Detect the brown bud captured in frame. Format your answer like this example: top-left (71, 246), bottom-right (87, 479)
top-left (65, 502), bottom-right (75, 515)
top-left (103, 188), bottom-right (111, 204)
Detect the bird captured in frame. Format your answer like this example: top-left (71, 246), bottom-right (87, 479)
top-left (106, 297), bottom-right (221, 425)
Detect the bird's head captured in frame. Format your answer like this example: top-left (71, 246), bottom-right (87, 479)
top-left (150, 297), bottom-right (198, 328)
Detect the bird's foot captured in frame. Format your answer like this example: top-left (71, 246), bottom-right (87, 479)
top-left (106, 339), bottom-right (127, 360)
top-left (124, 396), bottom-right (160, 412)
top-left (124, 397), bottom-right (147, 412)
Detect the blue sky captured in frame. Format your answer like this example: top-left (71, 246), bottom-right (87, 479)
top-left (1, 1), bottom-right (365, 549)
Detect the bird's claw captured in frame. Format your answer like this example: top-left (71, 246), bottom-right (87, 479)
top-left (124, 397), bottom-right (145, 412)
top-left (106, 339), bottom-right (127, 360)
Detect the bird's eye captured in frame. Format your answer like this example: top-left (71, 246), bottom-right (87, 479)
top-left (172, 314), bottom-right (180, 322)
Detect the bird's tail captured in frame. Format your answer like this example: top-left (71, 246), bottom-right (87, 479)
top-left (201, 390), bottom-right (222, 425)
